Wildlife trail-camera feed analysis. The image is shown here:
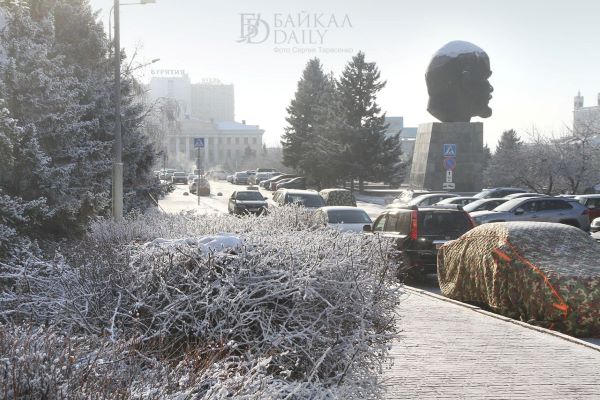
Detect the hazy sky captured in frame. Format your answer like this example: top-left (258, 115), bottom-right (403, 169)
top-left (90, 0), bottom-right (600, 147)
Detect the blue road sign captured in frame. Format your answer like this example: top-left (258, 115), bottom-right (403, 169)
top-left (194, 137), bottom-right (205, 148)
top-left (443, 144), bottom-right (457, 157)
top-left (444, 156), bottom-right (457, 171)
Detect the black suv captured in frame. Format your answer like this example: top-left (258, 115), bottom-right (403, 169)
top-left (365, 206), bottom-right (475, 278)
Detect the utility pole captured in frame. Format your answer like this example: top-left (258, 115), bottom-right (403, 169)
top-left (112, 0), bottom-right (123, 220)
top-left (197, 146), bottom-right (201, 206)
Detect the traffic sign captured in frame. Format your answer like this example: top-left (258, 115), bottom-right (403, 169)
top-left (443, 182), bottom-right (455, 190)
top-left (443, 144), bottom-right (457, 157)
top-left (443, 157), bottom-right (457, 171)
top-left (193, 137), bottom-right (205, 148)
top-left (446, 170), bottom-right (453, 183)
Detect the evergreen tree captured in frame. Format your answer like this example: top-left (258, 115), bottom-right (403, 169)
top-left (484, 129), bottom-right (526, 187)
top-left (0, 0), bottom-right (161, 236)
top-left (337, 52), bottom-right (402, 191)
top-left (281, 58), bottom-right (330, 185)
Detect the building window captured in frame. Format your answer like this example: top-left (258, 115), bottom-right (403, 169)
top-left (227, 137), bottom-right (231, 145)
top-left (235, 149), bottom-right (240, 158)
top-left (244, 137), bottom-right (248, 144)
top-left (235, 137), bottom-right (240, 145)
top-left (252, 137), bottom-right (257, 145)
top-left (218, 137), bottom-right (223, 144)
top-left (227, 149), bottom-right (231, 159)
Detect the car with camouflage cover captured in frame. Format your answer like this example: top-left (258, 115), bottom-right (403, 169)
top-left (437, 221), bottom-right (600, 337)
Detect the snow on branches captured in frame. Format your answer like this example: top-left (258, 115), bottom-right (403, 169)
top-left (0, 207), bottom-right (402, 398)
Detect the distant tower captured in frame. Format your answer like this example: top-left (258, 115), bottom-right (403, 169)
top-left (574, 91), bottom-right (584, 109)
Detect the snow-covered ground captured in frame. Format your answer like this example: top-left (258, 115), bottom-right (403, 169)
top-left (159, 180), bottom-right (387, 220)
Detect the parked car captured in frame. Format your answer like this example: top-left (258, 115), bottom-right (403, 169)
top-left (435, 196), bottom-right (479, 206)
top-left (268, 174), bottom-right (297, 191)
top-left (462, 198), bottom-right (508, 213)
top-left (188, 176), bottom-right (198, 193)
top-left (319, 188), bottom-right (357, 207)
top-left (389, 189), bottom-right (439, 206)
top-left (250, 171), bottom-right (278, 185)
top-left (209, 170), bottom-right (229, 180)
top-left (470, 197), bottom-right (590, 230)
top-left (365, 205), bottom-right (475, 278)
top-left (314, 206), bottom-right (372, 232)
top-left (196, 177), bottom-right (210, 196)
top-left (228, 190), bottom-right (268, 215)
top-left (189, 177), bottom-right (210, 195)
top-left (591, 217), bottom-right (600, 233)
top-left (226, 174), bottom-right (234, 183)
top-left (171, 171), bottom-right (188, 184)
top-left (473, 187), bottom-right (528, 199)
top-left (162, 168), bottom-right (176, 181)
top-left (272, 189), bottom-right (325, 208)
top-left (276, 177), bottom-right (306, 190)
top-left (503, 192), bottom-right (547, 199)
top-left (438, 222), bottom-right (600, 337)
top-left (233, 172), bottom-right (250, 185)
top-left (387, 193), bottom-right (459, 208)
top-left (574, 195), bottom-right (600, 221)
top-left (259, 173), bottom-right (284, 188)
top-left (187, 173), bottom-right (198, 184)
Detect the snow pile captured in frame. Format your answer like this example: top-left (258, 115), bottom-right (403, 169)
top-left (0, 206), bottom-right (401, 398)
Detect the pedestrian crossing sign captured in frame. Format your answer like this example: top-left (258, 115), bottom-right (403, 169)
top-left (443, 144), bottom-right (457, 157)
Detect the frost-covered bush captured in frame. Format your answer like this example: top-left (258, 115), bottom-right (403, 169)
top-left (0, 208), bottom-right (401, 398)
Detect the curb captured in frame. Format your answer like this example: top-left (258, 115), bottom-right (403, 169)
top-left (404, 285), bottom-right (600, 353)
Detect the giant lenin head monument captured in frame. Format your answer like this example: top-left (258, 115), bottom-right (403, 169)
top-left (409, 40), bottom-right (492, 192)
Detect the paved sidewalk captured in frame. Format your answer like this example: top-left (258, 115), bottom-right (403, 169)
top-left (383, 288), bottom-right (600, 399)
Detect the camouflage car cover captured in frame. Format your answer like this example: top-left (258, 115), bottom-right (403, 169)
top-left (319, 189), bottom-right (357, 207)
top-left (438, 222), bottom-right (600, 337)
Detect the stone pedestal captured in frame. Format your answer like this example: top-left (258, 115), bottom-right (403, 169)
top-left (408, 122), bottom-right (483, 192)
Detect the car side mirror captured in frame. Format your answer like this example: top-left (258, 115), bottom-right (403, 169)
top-left (363, 224), bottom-right (372, 232)
top-left (263, 197), bottom-right (268, 200)
top-left (514, 208), bottom-right (525, 215)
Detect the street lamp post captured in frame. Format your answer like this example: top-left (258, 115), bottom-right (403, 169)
top-left (112, 0), bottom-right (123, 220)
top-left (112, 0), bottom-right (156, 220)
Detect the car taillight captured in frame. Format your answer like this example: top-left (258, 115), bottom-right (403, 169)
top-left (410, 210), bottom-right (418, 240)
top-left (466, 212), bottom-right (477, 227)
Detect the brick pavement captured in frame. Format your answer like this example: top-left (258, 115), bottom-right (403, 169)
top-left (383, 288), bottom-right (600, 399)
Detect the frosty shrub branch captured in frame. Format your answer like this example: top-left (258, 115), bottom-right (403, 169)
top-left (0, 207), bottom-right (402, 398)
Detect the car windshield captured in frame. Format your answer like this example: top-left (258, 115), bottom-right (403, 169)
top-left (326, 209), bottom-right (371, 224)
top-left (236, 173), bottom-right (248, 177)
top-left (173, 172), bottom-right (186, 176)
top-left (418, 211), bottom-right (471, 236)
top-left (236, 192), bottom-right (264, 201)
top-left (287, 194), bottom-right (325, 207)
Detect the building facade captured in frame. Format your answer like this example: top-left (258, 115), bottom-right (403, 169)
top-left (573, 91), bottom-right (600, 136)
top-left (149, 70), bottom-right (263, 170)
top-left (191, 80), bottom-right (234, 121)
top-left (385, 116), bottom-right (417, 161)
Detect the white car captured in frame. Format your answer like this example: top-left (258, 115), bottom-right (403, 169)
top-left (314, 206), bottom-right (372, 233)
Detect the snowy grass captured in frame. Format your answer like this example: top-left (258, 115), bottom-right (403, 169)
top-left (0, 206), bottom-right (402, 398)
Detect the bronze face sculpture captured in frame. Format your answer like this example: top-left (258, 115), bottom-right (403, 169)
top-left (426, 41), bottom-right (493, 122)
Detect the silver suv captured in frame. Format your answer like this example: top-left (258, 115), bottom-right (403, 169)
top-left (471, 197), bottom-right (590, 230)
